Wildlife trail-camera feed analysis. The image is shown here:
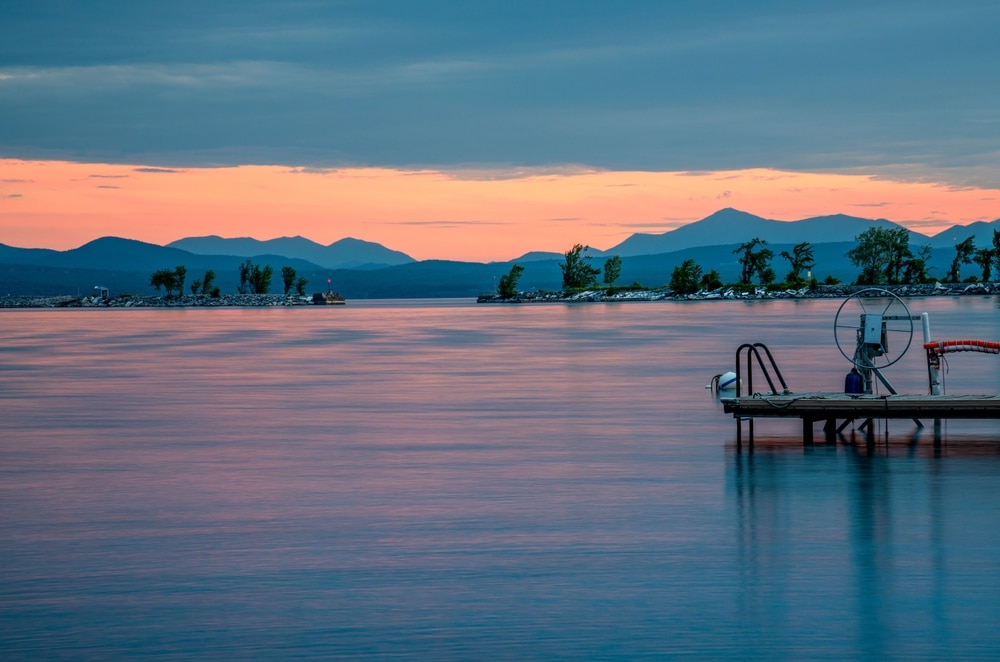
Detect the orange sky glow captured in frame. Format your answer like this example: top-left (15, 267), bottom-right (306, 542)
top-left (1, 159), bottom-right (998, 262)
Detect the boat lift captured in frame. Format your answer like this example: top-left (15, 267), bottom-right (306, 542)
top-left (722, 288), bottom-right (1000, 448)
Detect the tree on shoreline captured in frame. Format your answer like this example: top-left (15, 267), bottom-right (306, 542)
top-left (733, 238), bottom-right (773, 285)
top-left (201, 269), bottom-right (219, 296)
top-left (669, 259), bottom-right (702, 294)
top-left (993, 230), bottom-right (1000, 276)
top-left (973, 247), bottom-right (995, 282)
top-left (174, 265), bottom-right (187, 295)
top-left (847, 227), bottom-right (912, 285)
top-left (560, 244), bottom-right (601, 289)
top-left (948, 236), bottom-right (976, 282)
top-left (603, 255), bottom-right (622, 287)
top-left (239, 259), bottom-right (274, 294)
top-left (281, 266), bottom-right (307, 295)
top-left (497, 264), bottom-right (525, 298)
top-left (780, 242), bottom-right (815, 286)
top-left (700, 269), bottom-right (723, 290)
top-left (901, 244), bottom-right (933, 284)
top-left (149, 268), bottom-right (181, 297)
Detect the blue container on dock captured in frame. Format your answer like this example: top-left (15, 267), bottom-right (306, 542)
top-left (845, 368), bottom-right (864, 394)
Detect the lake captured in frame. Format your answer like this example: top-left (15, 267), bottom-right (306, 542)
top-left (2, 296), bottom-right (1000, 659)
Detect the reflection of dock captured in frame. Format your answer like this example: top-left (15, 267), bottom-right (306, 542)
top-left (722, 393), bottom-right (1000, 444)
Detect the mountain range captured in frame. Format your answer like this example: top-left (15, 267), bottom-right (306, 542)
top-left (166, 236), bottom-right (414, 270)
top-left (2, 208), bottom-right (998, 298)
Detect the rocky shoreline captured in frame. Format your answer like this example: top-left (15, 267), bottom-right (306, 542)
top-left (0, 293), bottom-right (325, 308)
top-left (477, 282), bottom-right (1000, 303)
top-left (2, 282), bottom-right (998, 308)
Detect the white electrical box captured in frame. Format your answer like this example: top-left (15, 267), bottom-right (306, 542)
top-left (863, 313), bottom-right (883, 345)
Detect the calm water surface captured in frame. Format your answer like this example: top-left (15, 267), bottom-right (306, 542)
top-left (2, 297), bottom-right (1000, 659)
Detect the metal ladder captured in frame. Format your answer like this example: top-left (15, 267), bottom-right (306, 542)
top-left (734, 343), bottom-right (791, 397)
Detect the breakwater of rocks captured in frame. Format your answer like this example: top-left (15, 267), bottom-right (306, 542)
top-left (4, 283), bottom-right (997, 308)
top-left (1, 293), bottom-right (325, 308)
top-left (477, 282), bottom-right (1000, 303)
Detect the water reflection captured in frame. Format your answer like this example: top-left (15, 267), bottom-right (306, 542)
top-left (2, 298), bottom-right (1000, 658)
top-left (730, 436), bottom-right (1000, 657)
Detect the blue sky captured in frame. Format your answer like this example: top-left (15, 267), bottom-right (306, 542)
top-left (2, 0), bottom-right (998, 185)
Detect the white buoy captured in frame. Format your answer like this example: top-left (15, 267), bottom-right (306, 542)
top-left (717, 371), bottom-right (739, 391)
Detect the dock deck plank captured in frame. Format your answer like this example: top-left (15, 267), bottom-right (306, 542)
top-left (722, 393), bottom-right (1000, 420)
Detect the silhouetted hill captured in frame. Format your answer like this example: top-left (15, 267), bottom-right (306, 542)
top-left (0, 242), bottom-right (967, 299)
top-left (1, 209), bottom-right (994, 298)
top-left (511, 251), bottom-right (564, 263)
top-left (5, 237), bottom-right (324, 271)
top-left (608, 208), bottom-right (915, 256)
top-left (928, 220), bottom-right (1000, 249)
top-left (167, 235), bottom-right (414, 269)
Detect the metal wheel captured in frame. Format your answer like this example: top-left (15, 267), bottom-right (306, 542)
top-left (833, 288), bottom-right (914, 369)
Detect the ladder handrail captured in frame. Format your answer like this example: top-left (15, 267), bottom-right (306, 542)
top-left (735, 342), bottom-right (791, 397)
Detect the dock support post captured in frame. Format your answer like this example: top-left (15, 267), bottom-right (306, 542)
top-left (803, 418), bottom-right (813, 445)
top-left (823, 418), bottom-right (837, 444)
top-left (736, 417), bottom-right (754, 451)
top-left (934, 418), bottom-right (942, 446)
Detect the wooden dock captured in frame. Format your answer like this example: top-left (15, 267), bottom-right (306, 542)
top-left (721, 392), bottom-right (1000, 445)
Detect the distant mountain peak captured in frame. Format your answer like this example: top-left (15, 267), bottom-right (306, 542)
top-left (166, 234), bottom-right (414, 270)
top-left (606, 209), bottom-right (913, 257)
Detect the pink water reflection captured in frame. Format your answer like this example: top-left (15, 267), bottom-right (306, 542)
top-left (2, 297), bottom-right (1000, 657)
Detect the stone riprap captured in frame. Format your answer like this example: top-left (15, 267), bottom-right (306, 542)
top-left (477, 282), bottom-right (1000, 303)
top-left (1, 294), bottom-right (319, 308)
top-left (3, 283), bottom-right (997, 308)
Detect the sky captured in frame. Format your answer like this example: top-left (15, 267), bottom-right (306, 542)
top-left (1, 1), bottom-right (999, 261)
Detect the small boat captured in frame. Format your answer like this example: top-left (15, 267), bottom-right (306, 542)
top-left (312, 291), bottom-right (346, 305)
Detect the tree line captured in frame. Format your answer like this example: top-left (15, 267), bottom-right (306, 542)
top-left (495, 227), bottom-right (1000, 298)
top-left (497, 244), bottom-right (628, 298)
top-left (149, 260), bottom-right (309, 297)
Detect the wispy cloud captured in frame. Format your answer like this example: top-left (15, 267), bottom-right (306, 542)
top-left (902, 218), bottom-right (952, 229)
top-left (443, 165), bottom-right (600, 181)
top-left (615, 221), bottom-right (678, 230)
top-left (392, 220), bottom-right (505, 227)
top-left (285, 166), bottom-right (338, 175)
top-left (133, 167), bottom-right (179, 173)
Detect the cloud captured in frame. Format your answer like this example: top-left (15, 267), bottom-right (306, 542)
top-left (0, 2), bottom-right (997, 187)
top-left (285, 166), bottom-right (338, 175)
top-left (96, 185), bottom-right (119, 189)
top-left (133, 167), bottom-right (179, 173)
top-left (89, 174), bottom-right (128, 179)
top-left (392, 220), bottom-right (504, 228)
top-left (618, 222), bottom-right (676, 230)
top-left (442, 165), bottom-right (600, 181)
top-left (4, 193), bottom-right (23, 198)
top-left (901, 218), bottom-right (953, 230)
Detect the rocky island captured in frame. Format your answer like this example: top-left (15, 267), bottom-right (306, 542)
top-left (0, 293), bottom-right (340, 308)
top-left (477, 282), bottom-right (1000, 303)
